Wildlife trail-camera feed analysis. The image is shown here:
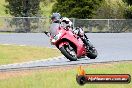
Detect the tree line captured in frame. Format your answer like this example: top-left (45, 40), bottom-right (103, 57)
top-left (4, 0), bottom-right (132, 33)
top-left (5, 0), bottom-right (132, 19)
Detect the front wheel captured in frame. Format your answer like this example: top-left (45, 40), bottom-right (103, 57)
top-left (87, 48), bottom-right (98, 59)
top-left (59, 44), bottom-right (77, 61)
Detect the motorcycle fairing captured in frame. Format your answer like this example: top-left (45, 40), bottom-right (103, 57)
top-left (58, 30), bottom-right (86, 58)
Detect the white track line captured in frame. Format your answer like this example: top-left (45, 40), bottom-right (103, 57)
top-left (1, 43), bottom-right (26, 46)
top-left (0, 60), bottom-right (132, 72)
top-left (0, 43), bottom-right (62, 67)
top-left (0, 55), bottom-right (64, 67)
top-left (0, 43), bottom-right (57, 49)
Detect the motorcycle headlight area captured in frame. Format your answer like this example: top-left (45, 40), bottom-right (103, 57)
top-left (51, 32), bottom-right (62, 43)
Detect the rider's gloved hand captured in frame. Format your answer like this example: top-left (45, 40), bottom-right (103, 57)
top-left (73, 29), bottom-right (79, 35)
top-left (73, 27), bottom-right (79, 35)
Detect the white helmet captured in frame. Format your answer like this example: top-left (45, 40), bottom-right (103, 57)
top-left (61, 17), bottom-right (72, 28)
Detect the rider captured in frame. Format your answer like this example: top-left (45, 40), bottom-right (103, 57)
top-left (50, 13), bottom-right (61, 37)
top-left (50, 13), bottom-right (93, 48)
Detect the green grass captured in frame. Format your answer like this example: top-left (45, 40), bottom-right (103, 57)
top-left (0, 45), bottom-right (61, 65)
top-left (0, 61), bottom-right (131, 88)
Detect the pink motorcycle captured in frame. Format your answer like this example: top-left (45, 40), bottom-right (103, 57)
top-left (45, 24), bottom-right (98, 61)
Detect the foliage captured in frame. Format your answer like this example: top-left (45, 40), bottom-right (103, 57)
top-left (0, 0), bottom-right (10, 16)
top-left (5, 0), bottom-right (41, 17)
top-left (123, 0), bottom-right (132, 5)
top-left (5, 0), bottom-right (42, 32)
top-left (52, 0), bottom-right (103, 19)
top-left (123, 0), bottom-right (132, 18)
top-left (94, 0), bottom-right (126, 19)
top-left (124, 5), bottom-right (132, 19)
top-left (40, 0), bottom-right (56, 17)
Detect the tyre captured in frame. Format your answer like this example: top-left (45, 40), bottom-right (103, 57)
top-left (59, 44), bottom-right (77, 61)
top-left (87, 48), bottom-right (98, 59)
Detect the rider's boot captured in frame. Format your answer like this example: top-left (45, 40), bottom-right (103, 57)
top-left (82, 38), bottom-right (93, 50)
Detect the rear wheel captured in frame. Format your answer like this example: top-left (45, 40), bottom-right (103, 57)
top-left (59, 43), bottom-right (77, 61)
top-left (87, 48), bottom-right (98, 59)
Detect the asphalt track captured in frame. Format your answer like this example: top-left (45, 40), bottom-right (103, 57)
top-left (0, 33), bottom-right (132, 71)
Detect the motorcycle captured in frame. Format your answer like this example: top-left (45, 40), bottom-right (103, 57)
top-left (44, 24), bottom-right (98, 61)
